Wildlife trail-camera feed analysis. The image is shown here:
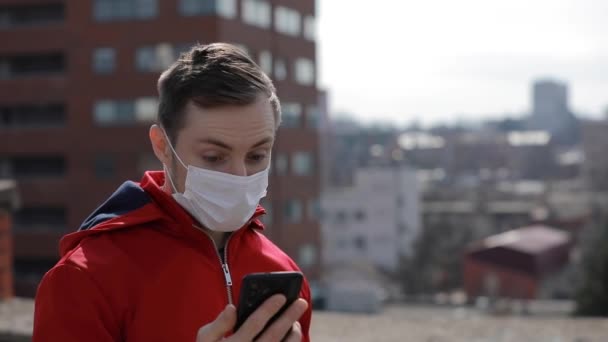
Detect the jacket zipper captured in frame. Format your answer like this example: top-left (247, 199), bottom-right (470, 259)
top-left (194, 224), bottom-right (234, 305)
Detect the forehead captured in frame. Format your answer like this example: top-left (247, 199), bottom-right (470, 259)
top-left (177, 96), bottom-right (275, 147)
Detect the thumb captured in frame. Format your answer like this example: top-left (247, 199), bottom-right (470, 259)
top-left (197, 305), bottom-right (237, 341)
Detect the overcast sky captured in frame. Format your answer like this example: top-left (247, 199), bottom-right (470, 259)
top-left (317, 0), bottom-right (608, 125)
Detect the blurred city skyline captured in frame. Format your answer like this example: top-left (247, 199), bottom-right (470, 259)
top-left (318, 0), bottom-right (608, 126)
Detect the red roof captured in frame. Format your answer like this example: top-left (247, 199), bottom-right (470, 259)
top-left (466, 226), bottom-right (572, 277)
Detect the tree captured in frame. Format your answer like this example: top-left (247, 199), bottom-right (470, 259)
top-left (400, 218), bottom-right (473, 296)
top-left (575, 214), bottom-right (608, 316)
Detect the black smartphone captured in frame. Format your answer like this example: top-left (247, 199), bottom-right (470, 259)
top-left (234, 271), bottom-right (303, 336)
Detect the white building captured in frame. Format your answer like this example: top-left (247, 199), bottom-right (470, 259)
top-left (321, 166), bottom-right (420, 273)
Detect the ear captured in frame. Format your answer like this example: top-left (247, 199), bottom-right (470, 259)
top-left (149, 124), bottom-right (172, 167)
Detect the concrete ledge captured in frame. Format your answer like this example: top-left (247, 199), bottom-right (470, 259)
top-left (0, 298), bottom-right (33, 339)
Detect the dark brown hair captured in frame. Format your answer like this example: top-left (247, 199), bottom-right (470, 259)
top-left (157, 42), bottom-right (281, 144)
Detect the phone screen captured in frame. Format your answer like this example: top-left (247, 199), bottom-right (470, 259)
top-left (234, 271), bottom-right (303, 335)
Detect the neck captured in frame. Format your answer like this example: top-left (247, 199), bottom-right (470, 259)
top-left (207, 230), bottom-right (229, 249)
top-left (163, 171), bottom-right (228, 248)
top-left (190, 222), bottom-right (229, 249)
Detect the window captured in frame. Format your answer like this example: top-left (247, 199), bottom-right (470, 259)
top-left (135, 47), bottom-right (155, 71)
top-left (14, 207), bottom-right (66, 231)
top-left (242, 0), bottom-right (271, 28)
top-left (274, 58), bottom-right (287, 81)
top-left (398, 223), bottom-right (408, 234)
top-left (93, 47), bottom-right (116, 74)
top-left (94, 97), bottom-right (156, 125)
top-left (335, 211), bottom-right (347, 224)
top-left (0, 3), bottom-right (65, 29)
top-left (294, 58), bottom-right (314, 86)
top-left (354, 236), bottom-right (367, 252)
top-left (94, 0), bottom-right (158, 21)
top-left (0, 104), bottom-right (65, 129)
top-left (94, 101), bottom-right (116, 124)
top-left (335, 239), bottom-right (348, 250)
top-left (0, 53), bottom-right (64, 79)
top-left (1, 156), bottom-right (66, 179)
top-left (306, 105), bottom-right (320, 129)
top-left (284, 200), bottom-right (302, 223)
top-left (94, 154), bottom-right (116, 179)
top-left (0, 159), bottom-right (10, 179)
top-left (179, 0), bottom-right (215, 16)
top-left (292, 152), bottom-right (313, 176)
top-left (396, 194), bottom-right (406, 208)
top-left (274, 6), bottom-right (300, 36)
top-left (136, 43), bottom-right (176, 72)
top-left (94, 100), bottom-right (133, 125)
top-left (217, 0), bottom-right (237, 18)
top-left (298, 244), bottom-right (317, 268)
top-left (303, 15), bottom-right (316, 41)
top-left (307, 198), bottom-right (320, 221)
top-left (258, 50), bottom-right (272, 75)
top-left (281, 103), bottom-right (301, 127)
top-left (354, 210), bottom-right (366, 222)
top-left (114, 101), bottom-right (136, 121)
top-left (14, 260), bottom-right (57, 283)
top-left (179, 0), bottom-right (236, 18)
top-left (273, 153), bottom-right (288, 175)
top-left (135, 97), bottom-right (157, 122)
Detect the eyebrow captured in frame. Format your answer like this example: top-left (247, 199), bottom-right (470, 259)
top-left (197, 137), bottom-right (273, 150)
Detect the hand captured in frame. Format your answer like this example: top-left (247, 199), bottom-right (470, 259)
top-left (196, 294), bottom-right (308, 342)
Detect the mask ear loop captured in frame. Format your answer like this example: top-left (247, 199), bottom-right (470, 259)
top-left (162, 128), bottom-right (188, 169)
top-left (163, 165), bottom-right (181, 194)
top-left (161, 128), bottom-right (188, 194)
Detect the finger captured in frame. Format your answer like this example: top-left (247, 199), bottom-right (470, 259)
top-left (197, 305), bottom-right (237, 342)
top-left (284, 321), bottom-right (303, 342)
top-left (257, 299), bottom-right (308, 342)
top-left (231, 294), bottom-right (286, 340)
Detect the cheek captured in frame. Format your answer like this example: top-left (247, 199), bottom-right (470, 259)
top-left (247, 158), bottom-right (271, 175)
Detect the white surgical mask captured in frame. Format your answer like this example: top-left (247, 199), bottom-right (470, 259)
top-left (163, 131), bottom-right (269, 232)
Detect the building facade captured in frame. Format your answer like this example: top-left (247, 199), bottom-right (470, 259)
top-left (0, 180), bottom-right (17, 300)
top-left (321, 167), bottom-right (421, 273)
top-left (582, 119), bottom-right (608, 191)
top-left (0, 0), bottom-right (321, 296)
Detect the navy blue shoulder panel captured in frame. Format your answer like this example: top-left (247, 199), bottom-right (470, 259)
top-left (79, 181), bottom-right (152, 231)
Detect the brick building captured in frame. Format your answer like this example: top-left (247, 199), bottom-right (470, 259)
top-left (0, 0), bottom-right (321, 296)
top-left (0, 180), bottom-right (18, 300)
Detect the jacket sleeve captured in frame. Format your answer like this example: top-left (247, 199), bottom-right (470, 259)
top-left (298, 277), bottom-right (313, 342)
top-left (33, 263), bottom-right (121, 342)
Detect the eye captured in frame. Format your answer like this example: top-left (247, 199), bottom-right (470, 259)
top-left (202, 155), bottom-right (225, 163)
top-left (247, 153), bottom-right (267, 163)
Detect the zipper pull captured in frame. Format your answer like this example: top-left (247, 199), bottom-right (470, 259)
top-left (222, 263), bottom-right (233, 286)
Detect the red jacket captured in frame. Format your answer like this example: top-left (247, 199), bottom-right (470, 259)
top-left (33, 171), bottom-right (312, 341)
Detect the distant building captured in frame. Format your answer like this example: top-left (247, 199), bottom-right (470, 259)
top-left (0, 0), bottom-right (321, 296)
top-left (463, 226), bottom-right (573, 301)
top-left (582, 119), bottom-right (608, 191)
top-left (527, 79), bottom-right (579, 145)
top-left (321, 166), bottom-right (421, 273)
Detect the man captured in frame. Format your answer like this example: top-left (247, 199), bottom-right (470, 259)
top-left (33, 43), bottom-right (312, 342)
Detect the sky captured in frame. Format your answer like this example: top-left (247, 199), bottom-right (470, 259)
top-left (317, 0), bottom-right (608, 126)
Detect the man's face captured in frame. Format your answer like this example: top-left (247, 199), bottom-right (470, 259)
top-left (152, 95), bottom-right (275, 193)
